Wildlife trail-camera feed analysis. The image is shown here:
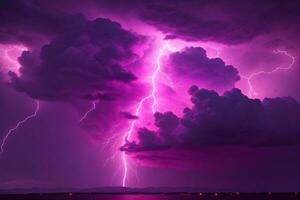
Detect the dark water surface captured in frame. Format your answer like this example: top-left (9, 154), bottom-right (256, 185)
top-left (0, 193), bottom-right (299, 200)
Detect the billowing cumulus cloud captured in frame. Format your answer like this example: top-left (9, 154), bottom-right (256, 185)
top-left (9, 17), bottom-right (143, 101)
top-left (167, 47), bottom-right (240, 91)
top-left (121, 86), bottom-right (300, 152)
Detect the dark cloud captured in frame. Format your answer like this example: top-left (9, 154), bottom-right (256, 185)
top-left (120, 112), bottom-right (138, 120)
top-left (167, 47), bottom-right (240, 91)
top-left (9, 17), bottom-right (143, 101)
top-left (3, 0), bottom-right (300, 46)
top-left (81, 92), bottom-right (118, 101)
top-left (1, 0), bottom-right (300, 190)
top-left (138, 0), bottom-right (300, 44)
top-left (121, 112), bottom-right (179, 151)
top-left (121, 86), bottom-right (300, 152)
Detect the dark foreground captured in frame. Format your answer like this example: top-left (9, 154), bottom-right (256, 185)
top-left (0, 193), bottom-right (299, 200)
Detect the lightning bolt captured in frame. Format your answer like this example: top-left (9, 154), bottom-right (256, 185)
top-left (79, 102), bottom-right (96, 122)
top-left (121, 41), bottom-right (170, 187)
top-left (0, 45), bottom-right (40, 157)
top-left (241, 50), bottom-right (295, 98)
top-left (0, 100), bottom-right (40, 156)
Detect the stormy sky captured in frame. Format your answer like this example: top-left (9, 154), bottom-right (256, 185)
top-left (0, 0), bottom-right (300, 191)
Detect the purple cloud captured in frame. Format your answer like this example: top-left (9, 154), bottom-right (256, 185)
top-left (167, 47), bottom-right (240, 91)
top-left (121, 86), bottom-right (300, 152)
top-left (120, 112), bottom-right (138, 120)
top-left (9, 17), bottom-right (143, 101)
top-left (0, 0), bottom-right (90, 46)
top-left (1, 0), bottom-right (300, 190)
top-left (139, 0), bottom-right (300, 44)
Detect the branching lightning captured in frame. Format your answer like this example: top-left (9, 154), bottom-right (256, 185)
top-left (79, 102), bottom-right (96, 122)
top-left (121, 41), bottom-right (170, 187)
top-left (0, 100), bottom-right (40, 156)
top-left (0, 45), bottom-right (40, 157)
top-left (241, 50), bottom-right (295, 98)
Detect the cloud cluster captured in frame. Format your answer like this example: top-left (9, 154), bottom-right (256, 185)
top-left (167, 47), bottom-right (240, 91)
top-left (139, 0), bottom-right (300, 44)
top-left (121, 86), bottom-right (300, 152)
top-left (0, 0), bottom-right (90, 45)
top-left (9, 17), bottom-right (143, 101)
top-left (120, 112), bottom-right (138, 119)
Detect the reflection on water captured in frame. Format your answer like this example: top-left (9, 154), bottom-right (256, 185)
top-left (0, 193), bottom-right (299, 200)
